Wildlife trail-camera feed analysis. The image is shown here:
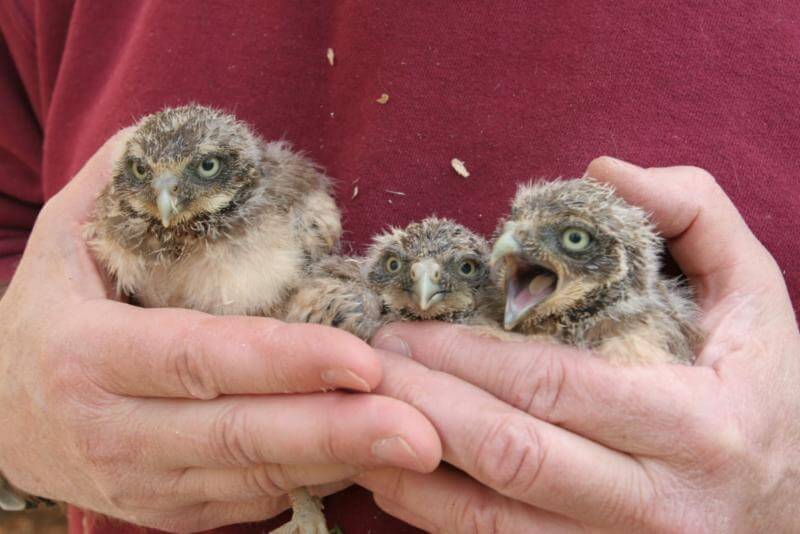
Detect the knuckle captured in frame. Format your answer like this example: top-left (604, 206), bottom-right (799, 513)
top-left (243, 465), bottom-right (288, 497)
top-left (175, 319), bottom-right (221, 400)
top-left (77, 432), bottom-right (139, 469)
top-left (451, 493), bottom-right (503, 534)
top-left (473, 415), bottom-right (546, 496)
top-left (685, 166), bottom-right (720, 195)
top-left (511, 351), bottom-right (568, 421)
top-left (255, 321), bottom-right (296, 387)
top-left (210, 403), bottom-right (259, 466)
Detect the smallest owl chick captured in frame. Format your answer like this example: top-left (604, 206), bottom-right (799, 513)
top-left (364, 217), bottom-right (501, 326)
top-left (491, 178), bottom-right (703, 364)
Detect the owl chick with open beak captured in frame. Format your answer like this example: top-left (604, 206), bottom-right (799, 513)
top-left (86, 105), bottom-right (342, 534)
top-left (491, 178), bottom-right (703, 364)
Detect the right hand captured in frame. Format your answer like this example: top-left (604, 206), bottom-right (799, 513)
top-left (0, 130), bottom-right (442, 532)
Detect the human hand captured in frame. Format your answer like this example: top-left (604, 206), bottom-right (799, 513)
top-left (0, 131), bottom-right (441, 532)
top-left (357, 158), bottom-right (800, 532)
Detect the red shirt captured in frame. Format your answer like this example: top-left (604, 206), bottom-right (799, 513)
top-left (1, 1), bottom-right (798, 533)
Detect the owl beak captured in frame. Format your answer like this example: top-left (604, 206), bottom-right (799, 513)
top-left (492, 231), bottom-right (558, 330)
top-left (153, 173), bottom-right (179, 227)
top-left (490, 232), bottom-right (522, 267)
top-left (411, 259), bottom-right (443, 311)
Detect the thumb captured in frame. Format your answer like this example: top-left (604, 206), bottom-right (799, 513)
top-left (52, 126), bottom-right (136, 223)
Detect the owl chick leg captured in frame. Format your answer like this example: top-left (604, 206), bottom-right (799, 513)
top-left (270, 487), bottom-right (328, 534)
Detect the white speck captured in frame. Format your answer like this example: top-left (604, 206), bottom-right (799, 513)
top-left (326, 47), bottom-right (335, 66)
top-left (451, 158), bottom-right (470, 178)
top-left (376, 93), bottom-right (389, 104)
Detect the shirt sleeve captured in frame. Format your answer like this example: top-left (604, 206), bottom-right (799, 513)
top-left (0, 33), bottom-right (43, 284)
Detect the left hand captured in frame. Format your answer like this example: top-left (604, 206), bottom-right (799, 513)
top-left (356, 158), bottom-right (800, 532)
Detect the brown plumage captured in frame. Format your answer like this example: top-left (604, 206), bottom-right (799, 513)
top-left (364, 217), bottom-right (501, 327)
top-left (285, 218), bottom-right (502, 341)
top-left (85, 104), bottom-right (339, 534)
top-left (491, 178), bottom-right (703, 364)
top-left (283, 255), bottom-right (384, 341)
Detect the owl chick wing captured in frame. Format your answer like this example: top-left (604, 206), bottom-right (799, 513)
top-left (283, 256), bottom-right (385, 341)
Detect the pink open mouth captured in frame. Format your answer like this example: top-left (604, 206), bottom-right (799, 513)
top-left (504, 259), bottom-right (558, 330)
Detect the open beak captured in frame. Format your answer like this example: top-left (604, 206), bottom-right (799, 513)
top-left (491, 231), bottom-right (559, 330)
top-left (153, 173), bottom-right (179, 228)
top-left (411, 259), bottom-right (443, 311)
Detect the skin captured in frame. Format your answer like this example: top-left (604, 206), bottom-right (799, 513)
top-left (358, 157), bottom-right (800, 533)
top-left (0, 130), bottom-right (442, 532)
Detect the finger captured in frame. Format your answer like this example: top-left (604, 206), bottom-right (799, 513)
top-left (170, 463), bottom-right (358, 503)
top-left (134, 392), bottom-right (441, 473)
top-left (585, 157), bottom-right (784, 307)
top-left (82, 301), bottom-right (382, 397)
top-left (373, 495), bottom-right (438, 532)
top-left (373, 350), bottom-right (653, 528)
top-left (362, 468), bottom-right (580, 534)
top-left (374, 322), bottom-right (721, 456)
top-left (48, 126), bottom-right (136, 223)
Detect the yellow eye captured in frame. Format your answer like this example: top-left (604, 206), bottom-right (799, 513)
top-left (130, 161), bottom-right (148, 179)
top-left (459, 259), bottom-right (478, 277)
top-left (385, 256), bottom-right (402, 273)
top-left (561, 228), bottom-right (592, 252)
top-left (197, 157), bottom-right (221, 178)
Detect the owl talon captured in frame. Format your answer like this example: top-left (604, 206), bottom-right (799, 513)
top-left (270, 488), bottom-right (328, 534)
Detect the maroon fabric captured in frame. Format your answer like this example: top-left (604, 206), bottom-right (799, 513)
top-left (2, 1), bottom-right (799, 532)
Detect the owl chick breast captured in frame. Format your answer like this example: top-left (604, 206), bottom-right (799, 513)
top-left (364, 217), bottom-right (497, 323)
top-left (491, 178), bottom-right (702, 363)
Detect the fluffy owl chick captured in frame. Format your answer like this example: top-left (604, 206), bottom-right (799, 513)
top-left (86, 104), bottom-right (340, 316)
top-left (86, 105), bottom-right (339, 534)
top-left (364, 217), bottom-right (501, 326)
top-left (491, 178), bottom-right (703, 364)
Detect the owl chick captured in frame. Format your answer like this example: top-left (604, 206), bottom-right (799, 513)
top-left (86, 105), bottom-right (339, 534)
top-left (491, 178), bottom-right (703, 364)
top-left (364, 217), bottom-right (501, 326)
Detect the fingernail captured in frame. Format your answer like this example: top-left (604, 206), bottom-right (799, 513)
top-left (372, 334), bottom-right (411, 357)
top-left (321, 368), bottom-right (372, 392)
top-left (371, 436), bottom-right (424, 471)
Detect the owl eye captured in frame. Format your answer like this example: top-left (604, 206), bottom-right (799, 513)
top-left (561, 228), bottom-right (592, 252)
top-left (458, 259), bottom-right (478, 277)
top-left (385, 256), bottom-right (402, 273)
top-left (130, 161), bottom-right (148, 179)
top-left (197, 157), bottom-right (221, 178)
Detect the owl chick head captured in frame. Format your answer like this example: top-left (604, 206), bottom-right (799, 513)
top-left (365, 217), bottom-right (491, 320)
top-left (112, 105), bottom-right (264, 228)
top-left (491, 178), bottom-right (661, 331)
